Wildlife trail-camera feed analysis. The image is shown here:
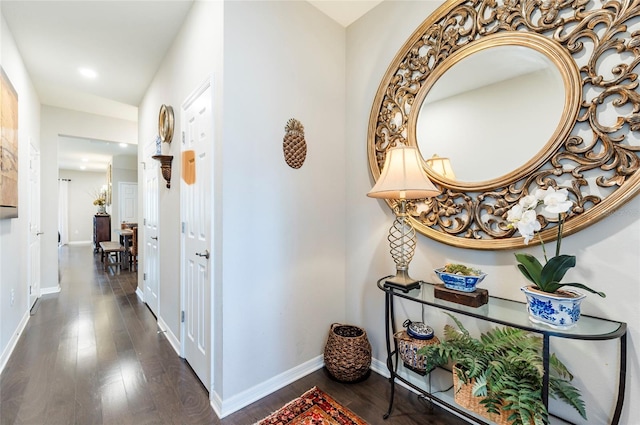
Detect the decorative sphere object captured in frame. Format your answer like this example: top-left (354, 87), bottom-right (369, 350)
top-left (434, 267), bottom-right (487, 292)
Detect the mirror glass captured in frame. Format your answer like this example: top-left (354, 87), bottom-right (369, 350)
top-left (416, 45), bottom-right (565, 183)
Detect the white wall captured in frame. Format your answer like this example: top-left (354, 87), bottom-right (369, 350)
top-left (222, 0), bottom-right (346, 400)
top-left (0, 13), bottom-right (41, 369)
top-left (346, 2), bottom-right (639, 424)
top-left (58, 170), bottom-right (106, 244)
top-left (138, 0), bottom-right (222, 358)
top-left (139, 0), bottom-right (347, 414)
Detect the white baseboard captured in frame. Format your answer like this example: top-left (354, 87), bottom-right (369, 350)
top-left (0, 310), bottom-right (30, 374)
top-left (371, 356), bottom-right (389, 378)
top-left (157, 316), bottom-right (181, 356)
top-left (371, 356), bottom-right (471, 423)
top-left (210, 390), bottom-right (224, 418)
top-left (211, 355), bottom-right (325, 418)
top-left (67, 241), bottom-right (92, 245)
top-left (40, 285), bottom-right (61, 295)
top-left (135, 287), bottom-right (144, 301)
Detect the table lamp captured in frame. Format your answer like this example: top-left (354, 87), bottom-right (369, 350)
top-left (426, 154), bottom-right (456, 180)
top-left (368, 146), bottom-right (441, 291)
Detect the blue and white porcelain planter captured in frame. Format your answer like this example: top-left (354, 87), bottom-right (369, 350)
top-left (521, 285), bottom-right (586, 329)
top-left (435, 268), bottom-right (487, 292)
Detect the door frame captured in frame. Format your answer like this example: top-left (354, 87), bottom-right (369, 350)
top-left (179, 75), bottom-right (215, 391)
top-left (141, 140), bottom-right (160, 310)
top-left (117, 181), bottom-right (138, 225)
top-left (28, 144), bottom-right (41, 308)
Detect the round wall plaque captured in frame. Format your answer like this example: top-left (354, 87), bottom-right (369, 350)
top-left (158, 104), bottom-right (174, 143)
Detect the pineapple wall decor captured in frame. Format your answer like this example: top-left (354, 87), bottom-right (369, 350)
top-left (283, 118), bottom-right (307, 169)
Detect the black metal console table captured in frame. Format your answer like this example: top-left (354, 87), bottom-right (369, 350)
top-left (378, 276), bottom-right (627, 424)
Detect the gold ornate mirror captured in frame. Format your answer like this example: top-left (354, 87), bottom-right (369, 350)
top-left (368, 0), bottom-right (640, 250)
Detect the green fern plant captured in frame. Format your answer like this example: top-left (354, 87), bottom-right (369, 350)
top-left (419, 313), bottom-right (586, 425)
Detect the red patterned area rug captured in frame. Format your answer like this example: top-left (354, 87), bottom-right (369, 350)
top-left (254, 386), bottom-right (369, 425)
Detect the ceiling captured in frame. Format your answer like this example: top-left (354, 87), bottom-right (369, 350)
top-left (1, 0), bottom-right (383, 171)
top-left (307, 1), bottom-right (383, 27)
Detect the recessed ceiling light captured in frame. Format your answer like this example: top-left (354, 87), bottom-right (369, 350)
top-left (78, 67), bottom-right (97, 79)
top-left (120, 143), bottom-right (128, 148)
top-left (82, 158), bottom-right (89, 162)
top-left (80, 165), bottom-right (87, 170)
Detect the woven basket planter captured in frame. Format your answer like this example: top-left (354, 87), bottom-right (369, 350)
top-left (393, 331), bottom-right (440, 375)
top-left (323, 323), bottom-right (371, 382)
top-left (452, 366), bottom-right (515, 425)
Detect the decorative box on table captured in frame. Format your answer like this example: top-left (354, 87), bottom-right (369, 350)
top-left (393, 330), bottom-right (440, 375)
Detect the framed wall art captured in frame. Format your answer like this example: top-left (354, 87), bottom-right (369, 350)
top-left (0, 66), bottom-right (18, 219)
top-left (106, 162), bottom-right (112, 206)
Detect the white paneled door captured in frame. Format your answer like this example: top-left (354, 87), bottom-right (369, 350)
top-left (181, 78), bottom-right (213, 390)
top-left (118, 182), bottom-right (138, 225)
top-left (29, 144), bottom-right (41, 308)
top-left (143, 143), bottom-right (159, 317)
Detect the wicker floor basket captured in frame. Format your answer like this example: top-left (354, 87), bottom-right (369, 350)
top-left (323, 323), bottom-right (371, 382)
top-left (452, 366), bottom-right (514, 425)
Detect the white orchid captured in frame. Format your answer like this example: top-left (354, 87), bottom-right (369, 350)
top-left (506, 199), bottom-right (541, 244)
top-left (506, 186), bottom-right (606, 298)
top-left (519, 194), bottom-right (539, 210)
top-left (507, 187), bottom-right (572, 245)
top-left (506, 203), bottom-right (523, 222)
top-left (516, 209), bottom-right (541, 244)
top-left (536, 187), bottom-right (573, 215)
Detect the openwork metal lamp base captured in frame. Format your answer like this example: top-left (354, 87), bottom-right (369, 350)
top-left (384, 269), bottom-right (421, 292)
top-left (384, 201), bottom-right (421, 292)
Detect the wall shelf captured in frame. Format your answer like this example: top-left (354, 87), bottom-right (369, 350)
top-left (152, 155), bottom-right (173, 188)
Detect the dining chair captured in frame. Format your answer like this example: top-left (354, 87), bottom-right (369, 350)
top-left (129, 227), bottom-right (138, 270)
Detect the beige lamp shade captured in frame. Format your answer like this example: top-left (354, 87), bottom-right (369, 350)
top-left (368, 146), bottom-right (440, 199)
top-left (426, 154), bottom-right (456, 180)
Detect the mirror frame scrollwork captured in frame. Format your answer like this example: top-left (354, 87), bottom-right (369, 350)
top-left (367, 0), bottom-right (640, 250)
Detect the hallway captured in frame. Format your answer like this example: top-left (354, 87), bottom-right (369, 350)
top-left (0, 245), bottom-right (217, 424)
top-left (0, 245), bottom-right (465, 425)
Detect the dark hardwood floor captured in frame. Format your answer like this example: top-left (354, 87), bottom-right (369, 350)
top-left (0, 244), bottom-right (466, 425)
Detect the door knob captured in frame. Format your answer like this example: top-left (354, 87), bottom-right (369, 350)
top-left (195, 249), bottom-right (210, 259)
top-left (151, 236), bottom-right (158, 240)
top-left (36, 232), bottom-right (44, 235)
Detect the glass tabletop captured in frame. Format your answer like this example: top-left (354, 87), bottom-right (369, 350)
top-left (381, 278), bottom-right (626, 340)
